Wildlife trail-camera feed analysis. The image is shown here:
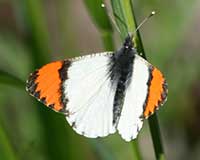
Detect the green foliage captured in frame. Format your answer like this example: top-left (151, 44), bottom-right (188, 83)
top-left (84, 0), bottom-right (114, 50)
top-left (0, 71), bottom-right (24, 89)
top-left (0, 123), bottom-right (18, 160)
top-left (18, 0), bottom-right (50, 66)
top-left (84, 0), bottom-right (112, 32)
top-left (13, 0), bottom-right (80, 159)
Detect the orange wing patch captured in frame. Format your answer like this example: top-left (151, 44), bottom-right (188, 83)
top-left (26, 61), bottom-right (65, 112)
top-left (143, 67), bottom-right (167, 118)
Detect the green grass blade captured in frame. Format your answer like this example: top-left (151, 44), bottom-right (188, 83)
top-left (111, 0), bottom-right (142, 160)
top-left (101, 31), bottom-right (114, 51)
top-left (111, 0), bottom-right (127, 40)
top-left (0, 122), bottom-right (18, 160)
top-left (89, 140), bottom-right (116, 160)
top-left (131, 140), bottom-right (142, 160)
top-left (18, 0), bottom-right (50, 66)
top-left (84, 0), bottom-right (113, 32)
top-left (0, 70), bottom-right (24, 89)
top-left (54, 0), bottom-right (70, 54)
top-left (13, 1), bottom-right (74, 159)
top-left (84, 0), bottom-right (114, 50)
top-left (148, 113), bottom-right (165, 160)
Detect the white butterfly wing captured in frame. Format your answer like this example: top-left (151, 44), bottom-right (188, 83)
top-left (63, 52), bottom-right (117, 138)
top-left (117, 55), bottom-right (150, 141)
top-left (117, 54), bottom-right (167, 141)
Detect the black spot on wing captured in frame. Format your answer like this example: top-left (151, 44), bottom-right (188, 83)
top-left (49, 104), bottom-right (55, 109)
top-left (33, 91), bottom-right (40, 99)
top-left (41, 97), bottom-right (47, 104)
top-left (71, 122), bottom-right (76, 128)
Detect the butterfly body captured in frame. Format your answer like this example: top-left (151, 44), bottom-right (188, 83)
top-left (109, 36), bottom-right (135, 125)
top-left (26, 35), bottom-right (167, 141)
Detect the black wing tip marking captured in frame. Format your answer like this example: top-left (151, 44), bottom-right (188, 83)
top-left (26, 70), bottom-right (48, 107)
top-left (26, 60), bottom-right (72, 114)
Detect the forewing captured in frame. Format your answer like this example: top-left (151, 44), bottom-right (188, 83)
top-left (62, 52), bottom-right (117, 138)
top-left (117, 54), bottom-right (167, 141)
top-left (26, 60), bottom-right (69, 112)
top-left (26, 52), bottom-right (117, 138)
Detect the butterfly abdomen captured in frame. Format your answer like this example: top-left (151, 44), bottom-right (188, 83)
top-left (112, 75), bottom-right (128, 124)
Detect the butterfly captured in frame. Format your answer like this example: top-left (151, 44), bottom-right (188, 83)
top-left (26, 33), bottom-right (167, 142)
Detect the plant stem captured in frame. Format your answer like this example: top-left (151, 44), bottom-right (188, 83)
top-left (111, 0), bottom-right (142, 160)
top-left (130, 1), bottom-right (166, 159)
top-left (131, 140), bottom-right (142, 160)
top-left (148, 114), bottom-right (165, 160)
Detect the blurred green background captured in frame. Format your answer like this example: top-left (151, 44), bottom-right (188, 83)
top-left (0, 0), bottom-right (200, 160)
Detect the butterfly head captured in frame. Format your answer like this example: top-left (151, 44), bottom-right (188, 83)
top-left (123, 34), bottom-right (134, 49)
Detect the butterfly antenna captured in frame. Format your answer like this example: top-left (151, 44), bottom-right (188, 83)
top-left (131, 11), bottom-right (156, 39)
top-left (101, 3), bottom-right (121, 34)
top-left (101, 3), bottom-right (128, 36)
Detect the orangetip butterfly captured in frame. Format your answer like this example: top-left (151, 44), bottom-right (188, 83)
top-left (26, 11), bottom-right (167, 142)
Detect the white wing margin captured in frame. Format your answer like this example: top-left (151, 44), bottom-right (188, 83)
top-left (63, 52), bottom-right (117, 138)
top-left (117, 54), bottom-right (150, 141)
